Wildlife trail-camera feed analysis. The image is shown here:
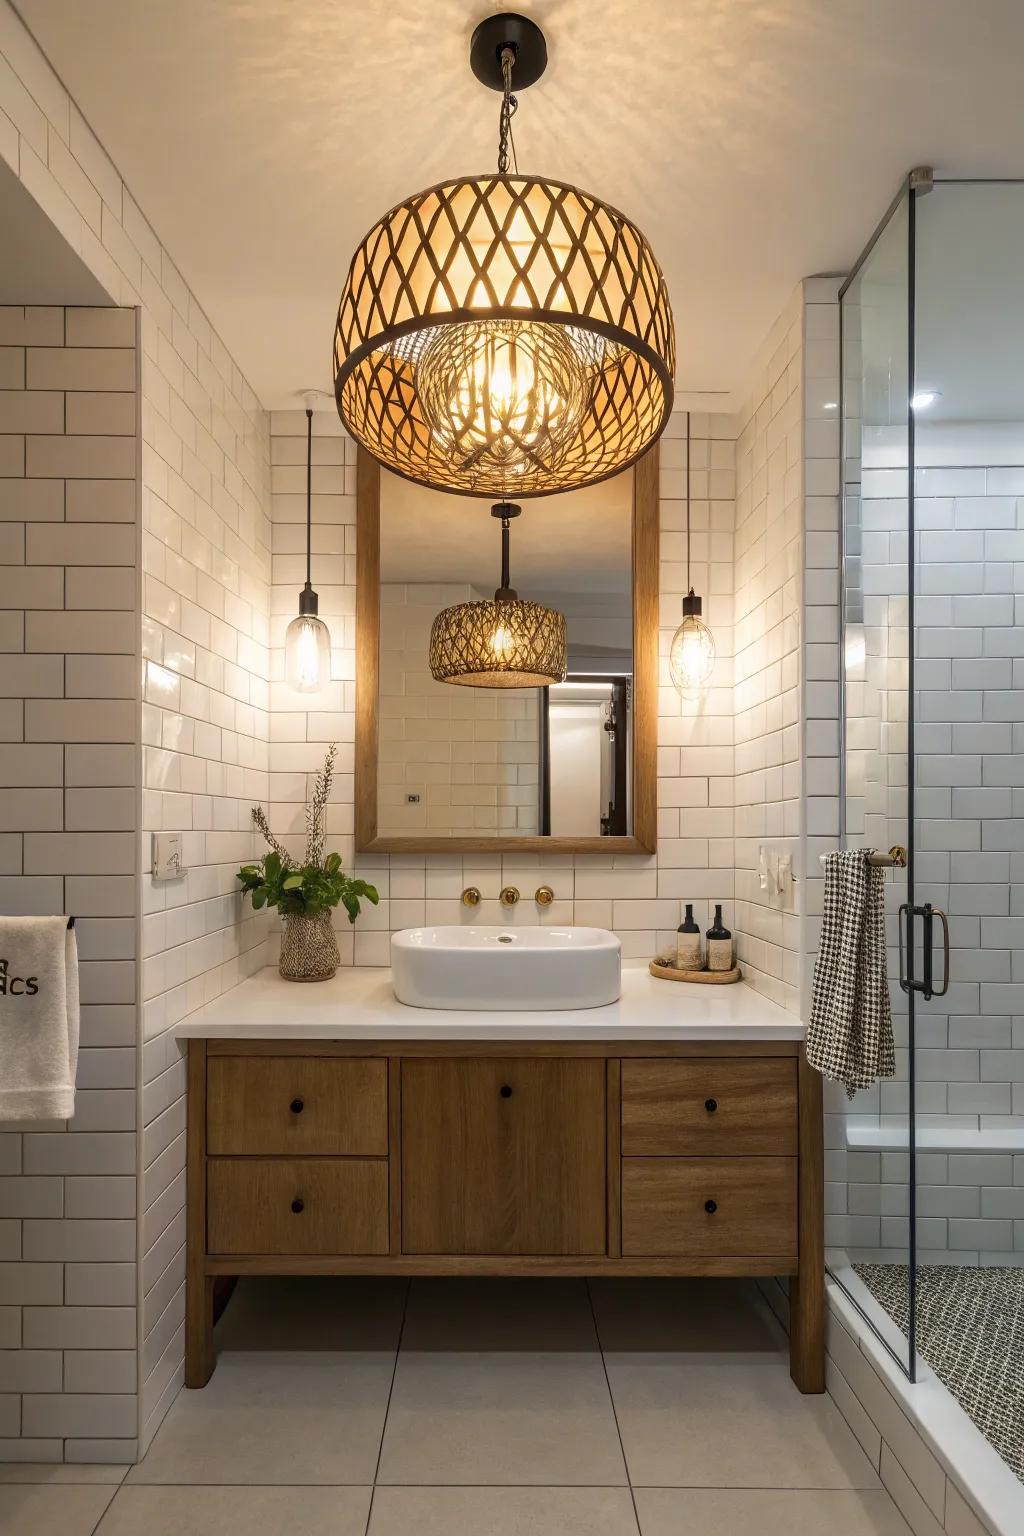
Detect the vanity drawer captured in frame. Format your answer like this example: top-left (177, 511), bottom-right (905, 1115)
top-left (621, 1059), bottom-right (797, 1156)
top-left (621, 1156), bottom-right (797, 1257)
top-left (206, 1057), bottom-right (388, 1156)
top-left (207, 1157), bottom-right (389, 1255)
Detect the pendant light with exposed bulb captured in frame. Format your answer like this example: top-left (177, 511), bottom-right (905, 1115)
top-left (669, 412), bottom-right (715, 695)
top-left (284, 397), bottom-right (331, 693)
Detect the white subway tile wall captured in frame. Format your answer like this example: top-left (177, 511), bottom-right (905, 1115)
top-left (0, 303), bottom-right (140, 1463)
top-left (268, 409), bottom-right (737, 963)
top-left (377, 582), bottom-right (540, 836)
top-left (136, 255), bottom-right (272, 1452)
top-left (1, 1), bottom-right (273, 1459)
top-left (732, 287), bottom-right (805, 1013)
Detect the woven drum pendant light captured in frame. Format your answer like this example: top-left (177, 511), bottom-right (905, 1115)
top-left (333, 12), bottom-right (675, 499)
top-left (429, 503), bottom-right (566, 687)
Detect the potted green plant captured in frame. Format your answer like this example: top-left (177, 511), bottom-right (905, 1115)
top-left (237, 744), bottom-right (378, 981)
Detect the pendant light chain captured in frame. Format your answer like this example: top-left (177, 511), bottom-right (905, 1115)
top-left (497, 46), bottom-right (519, 174)
top-left (305, 406), bottom-right (313, 589)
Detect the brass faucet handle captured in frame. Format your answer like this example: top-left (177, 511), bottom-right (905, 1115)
top-left (499, 885), bottom-right (520, 906)
top-left (535, 885), bottom-right (555, 907)
top-left (461, 887), bottom-right (481, 907)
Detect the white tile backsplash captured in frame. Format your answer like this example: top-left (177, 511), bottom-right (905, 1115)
top-left (268, 408), bottom-right (736, 962)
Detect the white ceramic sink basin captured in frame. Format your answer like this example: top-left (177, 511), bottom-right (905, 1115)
top-left (391, 926), bottom-right (621, 1011)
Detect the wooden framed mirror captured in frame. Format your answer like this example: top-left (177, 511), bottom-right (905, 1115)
top-left (355, 443), bottom-right (658, 854)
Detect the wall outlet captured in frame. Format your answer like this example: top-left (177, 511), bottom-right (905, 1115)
top-left (152, 831), bottom-right (185, 881)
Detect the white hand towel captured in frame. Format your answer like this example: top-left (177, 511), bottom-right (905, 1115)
top-left (806, 850), bottom-right (895, 1100)
top-left (0, 916), bottom-right (80, 1122)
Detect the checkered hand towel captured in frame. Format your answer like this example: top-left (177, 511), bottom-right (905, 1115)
top-left (806, 850), bottom-right (894, 1099)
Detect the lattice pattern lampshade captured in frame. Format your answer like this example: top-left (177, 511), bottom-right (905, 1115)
top-left (334, 175), bottom-right (674, 498)
top-left (429, 597), bottom-right (566, 688)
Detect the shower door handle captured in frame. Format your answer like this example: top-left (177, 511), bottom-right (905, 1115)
top-left (930, 907), bottom-right (950, 998)
top-left (898, 902), bottom-right (950, 1000)
top-left (898, 901), bottom-right (912, 995)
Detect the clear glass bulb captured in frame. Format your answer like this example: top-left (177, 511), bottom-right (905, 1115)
top-left (491, 620), bottom-right (514, 659)
top-left (285, 612), bottom-right (331, 694)
top-left (415, 318), bottom-right (587, 481)
top-left (669, 614), bottom-right (715, 695)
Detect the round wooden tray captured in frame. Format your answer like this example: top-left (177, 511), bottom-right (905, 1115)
top-left (649, 959), bottom-right (742, 985)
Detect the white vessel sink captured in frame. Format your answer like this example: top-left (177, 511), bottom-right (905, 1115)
top-left (391, 926), bottom-right (621, 1011)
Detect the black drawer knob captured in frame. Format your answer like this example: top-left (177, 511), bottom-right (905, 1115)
top-left (500, 1084), bottom-right (513, 1098)
top-left (704, 1199), bottom-right (717, 1214)
top-left (290, 1098), bottom-right (304, 1114)
top-left (291, 1198), bottom-right (304, 1214)
top-left (704, 1097), bottom-right (718, 1113)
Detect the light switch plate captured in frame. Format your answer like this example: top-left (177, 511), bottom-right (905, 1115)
top-left (152, 831), bottom-right (185, 881)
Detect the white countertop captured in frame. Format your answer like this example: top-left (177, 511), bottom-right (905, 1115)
top-left (175, 963), bottom-right (804, 1042)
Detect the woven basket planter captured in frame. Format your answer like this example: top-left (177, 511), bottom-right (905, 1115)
top-left (279, 911), bottom-right (340, 983)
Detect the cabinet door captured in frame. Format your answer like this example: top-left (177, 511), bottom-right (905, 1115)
top-left (401, 1058), bottom-right (607, 1255)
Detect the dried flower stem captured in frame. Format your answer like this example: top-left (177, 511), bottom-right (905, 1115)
top-left (305, 743), bottom-right (336, 866)
top-left (251, 804), bottom-right (293, 867)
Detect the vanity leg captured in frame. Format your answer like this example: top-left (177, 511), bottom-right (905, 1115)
top-left (790, 1052), bottom-right (825, 1393)
top-left (185, 1040), bottom-right (214, 1387)
top-left (186, 1274), bottom-right (215, 1389)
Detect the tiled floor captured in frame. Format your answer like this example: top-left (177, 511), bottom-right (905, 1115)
top-left (0, 1275), bottom-right (913, 1535)
top-left (855, 1261), bottom-right (1024, 1483)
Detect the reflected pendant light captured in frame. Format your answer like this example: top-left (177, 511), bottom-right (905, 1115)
top-left (429, 502), bottom-right (566, 687)
top-left (669, 412), bottom-right (715, 695)
top-left (333, 12), bottom-right (675, 499)
top-left (284, 403), bottom-right (331, 693)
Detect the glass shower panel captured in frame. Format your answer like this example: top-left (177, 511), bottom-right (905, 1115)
top-left (836, 191), bottom-right (914, 1375)
top-left (906, 184), bottom-right (1024, 1454)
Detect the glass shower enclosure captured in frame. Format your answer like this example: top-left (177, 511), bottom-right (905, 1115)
top-left (834, 172), bottom-right (1023, 1477)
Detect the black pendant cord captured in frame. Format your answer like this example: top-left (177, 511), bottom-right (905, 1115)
top-left (680, 411), bottom-right (700, 620)
top-left (305, 406), bottom-right (313, 590)
top-left (298, 406), bottom-right (318, 617)
top-left (497, 45), bottom-right (519, 174)
top-left (500, 518), bottom-right (511, 590)
top-left (492, 500), bottom-right (520, 601)
top-left (686, 408), bottom-right (692, 596)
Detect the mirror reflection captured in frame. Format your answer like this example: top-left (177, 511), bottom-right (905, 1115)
top-left (377, 470), bottom-right (634, 838)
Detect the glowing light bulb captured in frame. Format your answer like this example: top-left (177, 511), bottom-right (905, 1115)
top-left (416, 318), bottom-right (588, 483)
top-left (669, 612), bottom-right (716, 696)
top-left (491, 621), bottom-right (513, 659)
top-left (285, 613), bottom-right (331, 694)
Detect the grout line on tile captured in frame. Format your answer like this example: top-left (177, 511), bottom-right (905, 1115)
top-left (364, 1277), bottom-right (412, 1535)
top-left (585, 1279), bottom-right (643, 1535)
top-left (85, 1482), bottom-right (119, 1536)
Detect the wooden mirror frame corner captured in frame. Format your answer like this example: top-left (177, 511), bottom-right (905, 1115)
top-left (355, 443), bottom-right (658, 855)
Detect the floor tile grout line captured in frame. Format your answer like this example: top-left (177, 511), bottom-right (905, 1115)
top-left (585, 1278), bottom-right (644, 1536)
top-left (9, 1477), bottom-right (904, 1491)
top-left (363, 1276), bottom-right (413, 1536)
top-left (85, 1481), bottom-right (119, 1536)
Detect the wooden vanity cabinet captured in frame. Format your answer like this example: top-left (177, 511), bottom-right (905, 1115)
top-left (186, 1039), bottom-right (823, 1397)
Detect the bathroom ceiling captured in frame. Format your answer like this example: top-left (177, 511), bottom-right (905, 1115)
top-left (16, 0), bottom-right (1024, 410)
